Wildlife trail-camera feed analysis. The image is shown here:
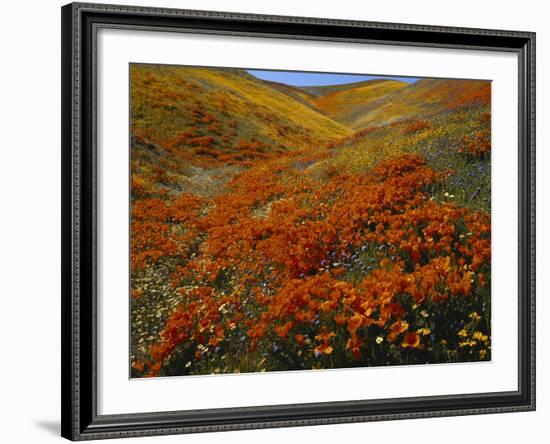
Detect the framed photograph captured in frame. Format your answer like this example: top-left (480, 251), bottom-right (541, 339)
top-left (61, 2), bottom-right (535, 440)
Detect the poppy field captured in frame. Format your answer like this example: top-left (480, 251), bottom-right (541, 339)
top-left (130, 65), bottom-right (491, 377)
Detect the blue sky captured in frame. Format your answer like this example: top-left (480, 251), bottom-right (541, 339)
top-left (247, 70), bottom-right (419, 87)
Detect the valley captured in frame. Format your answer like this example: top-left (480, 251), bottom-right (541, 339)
top-left (129, 65), bottom-right (491, 377)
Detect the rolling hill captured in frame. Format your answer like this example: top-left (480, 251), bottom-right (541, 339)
top-left (131, 65), bottom-right (350, 153)
top-left (337, 78), bottom-right (491, 129)
top-left (300, 78), bottom-right (396, 96)
top-left (262, 80), bottom-right (320, 112)
top-left (130, 66), bottom-right (490, 201)
top-left (130, 65), bottom-right (352, 196)
top-left (260, 76), bottom-right (490, 131)
top-left (310, 79), bottom-right (409, 128)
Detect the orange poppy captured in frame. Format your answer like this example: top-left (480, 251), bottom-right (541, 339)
top-left (314, 343), bottom-right (334, 355)
top-left (294, 334), bottom-right (305, 346)
top-left (347, 313), bottom-right (365, 334)
top-left (401, 332), bottom-right (421, 349)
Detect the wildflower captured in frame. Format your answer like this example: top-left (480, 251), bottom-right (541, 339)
top-left (346, 335), bottom-right (363, 360)
top-left (314, 328), bottom-right (335, 356)
top-left (315, 329), bottom-right (336, 343)
top-left (388, 320), bottom-right (409, 342)
top-left (402, 332), bottom-right (421, 349)
top-left (132, 361), bottom-right (144, 372)
top-left (314, 343), bottom-right (334, 355)
top-left (347, 313), bottom-right (365, 334)
top-left (472, 331), bottom-right (489, 342)
top-left (274, 320), bottom-right (295, 338)
top-left (334, 313), bottom-right (347, 326)
top-left (295, 334), bottom-right (305, 346)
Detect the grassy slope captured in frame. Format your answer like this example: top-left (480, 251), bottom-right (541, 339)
top-left (263, 80), bottom-right (321, 112)
top-left (311, 80), bottom-right (408, 129)
top-left (308, 105), bottom-right (491, 212)
top-left (301, 79), bottom-right (395, 96)
top-left (131, 65), bottom-right (352, 196)
top-left (269, 77), bottom-right (489, 132)
top-left (270, 77), bottom-right (491, 211)
top-left (348, 78), bottom-right (491, 128)
top-left (131, 65), bottom-right (350, 149)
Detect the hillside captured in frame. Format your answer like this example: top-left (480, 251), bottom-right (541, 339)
top-left (301, 78), bottom-right (394, 96)
top-left (311, 79), bottom-right (408, 128)
top-left (262, 80), bottom-right (320, 111)
top-left (130, 66), bottom-right (492, 378)
top-left (344, 78), bottom-right (491, 128)
top-left (131, 65), bottom-right (351, 148)
top-left (266, 77), bottom-right (490, 131)
top-left (130, 65), bottom-right (352, 197)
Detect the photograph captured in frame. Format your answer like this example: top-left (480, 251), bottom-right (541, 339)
top-left (0, 0), bottom-right (533, 441)
top-left (129, 64), bottom-right (492, 378)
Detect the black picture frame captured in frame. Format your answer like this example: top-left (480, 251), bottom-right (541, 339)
top-left (61, 2), bottom-right (536, 440)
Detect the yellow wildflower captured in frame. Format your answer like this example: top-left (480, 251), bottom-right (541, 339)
top-left (472, 331), bottom-right (489, 342)
top-left (469, 311), bottom-right (481, 321)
